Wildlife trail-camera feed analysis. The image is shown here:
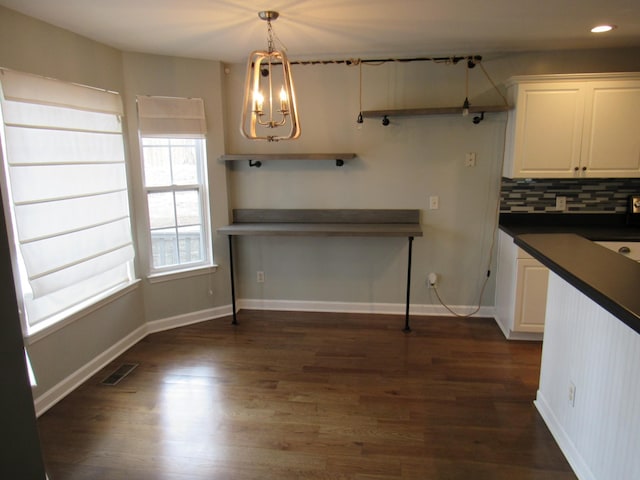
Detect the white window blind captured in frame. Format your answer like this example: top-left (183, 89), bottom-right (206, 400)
top-left (136, 96), bottom-right (211, 273)
top-left (0, 68), bottom-right (135, 331)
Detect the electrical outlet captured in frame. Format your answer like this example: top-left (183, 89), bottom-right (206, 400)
top-left (427, 272), bottom-right (438, 287)
top-left (556, 196), bottom-right (567, 211)
top-left (465, 152), bottom-right (476, 167)
top-left (257, 271), bottom-right (265, 283)
top-left (568, 381), bottom-right (576, 407)
top-left (429, 196), bottom-right (439, 210)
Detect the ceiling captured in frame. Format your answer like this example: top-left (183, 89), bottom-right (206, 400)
top-left (1, 0), bottom-right (639, 63)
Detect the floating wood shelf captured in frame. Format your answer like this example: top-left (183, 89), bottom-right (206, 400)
top-left (361, 105), bottom-right (511, 124)
top-left (219, 153), bottom-right (356, 168)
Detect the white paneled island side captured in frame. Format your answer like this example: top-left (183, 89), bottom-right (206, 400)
top-left (514, 233), bottom-right (640, 480)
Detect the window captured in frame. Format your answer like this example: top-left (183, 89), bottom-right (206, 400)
top-left (136, 96), bottom-right (211, 274)
top-left (0, 68), bottom-right (136, 335)
top-left (141, 137), bottom-right (209, 270)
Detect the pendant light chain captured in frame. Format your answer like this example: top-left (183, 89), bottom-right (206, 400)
top-left (267, 20), bottom-right (274, 53)
top-left (266, 18), bottom-right (289, 55)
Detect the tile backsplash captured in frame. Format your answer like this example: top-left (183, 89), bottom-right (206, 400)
top-left (500, 178), bottom-right (640, 213)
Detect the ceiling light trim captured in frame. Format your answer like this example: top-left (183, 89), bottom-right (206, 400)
top-left (591, 25), bottom-right (617, 33)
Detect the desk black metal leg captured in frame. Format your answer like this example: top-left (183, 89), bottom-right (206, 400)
top-left (228, 236), bottom-right (238, 325)
top-left (404, 236), bottom-right (414, 333)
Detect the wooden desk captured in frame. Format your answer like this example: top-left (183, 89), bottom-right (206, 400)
top-left (218, 209), bottom-right (423, 331)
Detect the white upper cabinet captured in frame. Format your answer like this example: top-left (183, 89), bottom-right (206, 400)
top-left (503, 73), bottom-right (640, 178)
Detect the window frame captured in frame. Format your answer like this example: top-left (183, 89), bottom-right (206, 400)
top-left (139, 136), bottom-right (213, 277)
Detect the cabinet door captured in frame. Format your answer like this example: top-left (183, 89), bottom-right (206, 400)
top-left (507, 83), bottom-right (584, 178)
top-left (581, 82), bottom-right (640, 177)
top-left (514, 258), bottom-right (549, 332)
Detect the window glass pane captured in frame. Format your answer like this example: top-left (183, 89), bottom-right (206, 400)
top-left (175, 190), bottom-right (201, 226)
top-left (171, 145), bottom-right (199, 185)
top-left (150, 228), bottom-right (178, 268)
top-left (147, 192), bottom-right (175, 229)
top-left (168, 138), bottom-right (192, 146)
top-left (142, 145), bottom-right (171, 187)
top-left (178, 225), bottom-right (203, 264)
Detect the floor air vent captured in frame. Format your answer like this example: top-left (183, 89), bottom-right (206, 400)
top-left (101, 363), bottom-right (138, 386)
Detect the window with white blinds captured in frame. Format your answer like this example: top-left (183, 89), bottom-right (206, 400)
top-left (0, 68), bottom-right (136, 333)
top-left (136, 96), bottom-right (212, 274)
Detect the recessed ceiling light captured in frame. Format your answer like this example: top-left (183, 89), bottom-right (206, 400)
top-left (591, 25), bottom-right (617, 33)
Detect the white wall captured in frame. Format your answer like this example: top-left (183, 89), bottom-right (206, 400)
top-left (0, 6), bottom-right (147, 401)
top-left (0, 8), bottom-right (234, 408)
top-left (121, 52), bottom-right (232, 322)
top-left (221, 48), bottom-right (640, 312)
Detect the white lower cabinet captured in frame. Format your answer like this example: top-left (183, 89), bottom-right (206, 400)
top-left (495, 231), bottom-right (549, 339)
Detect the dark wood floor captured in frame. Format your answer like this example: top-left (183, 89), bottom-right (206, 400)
top-left (38, 311), bottom-right (576, 479)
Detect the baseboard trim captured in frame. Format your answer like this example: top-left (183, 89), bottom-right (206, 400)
top-left (34, 305), bottom-right (233, 417)
top-left (239, 298), bottom-right (495, 318)
top-left (493, 314), bottom-right (544, 341)
top-left (534, 391), bottom-right (594, 480)
top-left (34, 300), bottom-right (494, 416)
top-left (146, 304), bottom-right (233, 334)
top-left (34, 324), bottom-right (147, 417)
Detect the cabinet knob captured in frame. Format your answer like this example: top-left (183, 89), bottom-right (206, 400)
top-left (618, 246), bottom-right (631, 254)
top-left (582, 166), bottom-right (587, 171)
top-left (574, 166), bottom-right (579, 171)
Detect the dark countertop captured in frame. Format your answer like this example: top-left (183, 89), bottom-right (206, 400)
top-left (499, 213), bottom-right (640, 241)
top-left (512, 232), bottom-right (640, 335)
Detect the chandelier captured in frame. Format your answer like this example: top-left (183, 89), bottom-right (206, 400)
top-left (240, 11), bottom-right (300, 142)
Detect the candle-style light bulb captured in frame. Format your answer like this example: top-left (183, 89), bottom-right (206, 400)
top-left (279, 87), bottom-right (288, 112)
top-left (253, 90), bottom-right (264, 113)
top-left (462, 97), bottom-right (470, 117)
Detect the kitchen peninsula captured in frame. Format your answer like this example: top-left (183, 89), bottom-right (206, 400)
top-left (514, 233), bottom-right (640, 480)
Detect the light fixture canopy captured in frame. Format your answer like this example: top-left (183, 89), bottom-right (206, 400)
top-left (240, 11), bottom-right (300, 142)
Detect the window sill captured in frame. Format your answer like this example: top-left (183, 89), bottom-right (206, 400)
top-left (25, 280), bottom-right (141, 345)
top-left (147, 264), bottom-right (219, 284)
